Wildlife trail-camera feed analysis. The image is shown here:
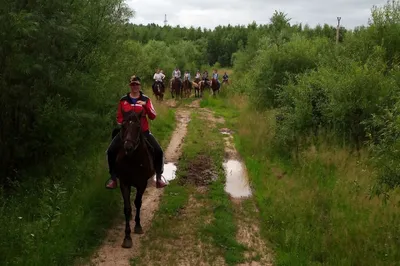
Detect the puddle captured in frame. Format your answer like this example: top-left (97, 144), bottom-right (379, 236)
top-left (153, 162), bottom-right (177, 182)
top-left (223, 160), bottom-right (252, 198)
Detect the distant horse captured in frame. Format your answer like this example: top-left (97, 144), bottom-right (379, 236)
top-left (196, 80), bottom-right (207, 98)
top-left (152, 81), bottom-right (164, 101)
top-left (222, 79), bottom-right (229, 86)
top-left (171, 77), bottom-right (182, 99)
top-left (198, 79), bottom-right (210, 97)
top-left (115, 111), bottom-right (155, 248)
top-left (193, 81), bottom-right (200, 98)
top-left (211, 78), bottom-right (220, 96)
top-left (183, 77), bottom-right (192, 98)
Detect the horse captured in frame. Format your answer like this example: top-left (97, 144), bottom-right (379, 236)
top-left (193, 80), bottom-right (200, 98)
top-left (115, 111), bottom-right (155, 248)
top-left (171, 77), bottom-right (182, 99)
top-left (211, 78), bottom-right (220, 96)
top-left (197, 79), bottom-right (210, 97)
top-left (152, 81), bottom-right (164, 101)
top-left (183, 77), bottom-right (192, 98)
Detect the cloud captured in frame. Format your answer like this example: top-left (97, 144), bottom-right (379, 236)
top-left (126, 0), bottom-right (388, 29)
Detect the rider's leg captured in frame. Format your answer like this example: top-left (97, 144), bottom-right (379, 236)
top-left (106, 132), bottom-right (122, 189)
top-left (144, 131), bottom-right (167, 188)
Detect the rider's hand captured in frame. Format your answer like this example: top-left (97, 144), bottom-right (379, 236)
top-left (137, 100), bottom-right (146, 106)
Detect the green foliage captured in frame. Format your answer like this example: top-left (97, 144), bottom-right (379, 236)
top-left (234, 36), bottom-right (331, 108)
top-left (369, 0), bottom-right (400, 66)
top-left (125, 23), bottom-right (250, 67)
top-left (0, 0), bottom-right (132, 185)
top-left (367, 68), bottom-right (400, 191)
top-left (232, 1), bottom-right (400, 189)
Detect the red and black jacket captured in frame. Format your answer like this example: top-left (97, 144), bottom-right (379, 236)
top-left (117, 92), bottom-right (156, 132)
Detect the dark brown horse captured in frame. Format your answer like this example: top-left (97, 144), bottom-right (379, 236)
top-left (197, 80), bottom-right (210, 98)
top-left (183, 77), bottom-right (192, 98)
top-left (115, 111), bottom-right (155, 248)
top-left (211, 78), bottom-right (220, 96)
top-left (153, 81), bottom-right (164, 101)
top-left (171, 77), bottom-right (182, 99)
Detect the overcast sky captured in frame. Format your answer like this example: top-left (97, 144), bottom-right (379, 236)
top-left (126, 0), bottom-right (388, 29)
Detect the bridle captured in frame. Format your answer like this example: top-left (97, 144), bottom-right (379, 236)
top-left (121, 119), bottom-right (142, 153)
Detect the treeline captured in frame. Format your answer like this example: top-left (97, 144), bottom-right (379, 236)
top-left (232, 1), bottom-right (400, 191)
top-left (123, 12), bottom-right (346, 67)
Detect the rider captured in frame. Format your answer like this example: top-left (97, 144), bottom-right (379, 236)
top-left (212, 69), bottom-right (220, 89)
top-left (202, 70), bottom-right (209, 84)
top-left (172, 67), bottom-right (182, 89)
top-left (105, 75), bottom-right (168, 189)
top-left (173, 67), bottom-right (181, 80)
top-left (152, 68), bottom-right (165, 91)
top-left (184, 70), bottom-right (191, 81)
top-left (195, 70), bottom-right (201, 83)
top-left (223, 72), bottom-right (229, 83)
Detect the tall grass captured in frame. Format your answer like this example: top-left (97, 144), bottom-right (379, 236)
top-left (202, 92), bottom-right (400, 265)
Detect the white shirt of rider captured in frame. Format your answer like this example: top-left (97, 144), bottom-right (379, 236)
top-left (153, 73), bottom-right (165, 82)
top-left (173, 70), bottom-right (181, 78)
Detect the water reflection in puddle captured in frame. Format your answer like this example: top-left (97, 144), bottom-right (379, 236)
top-left (223, 160), bottom-right (252, 198)
top-left (153, 162), bottom-right (177, 182)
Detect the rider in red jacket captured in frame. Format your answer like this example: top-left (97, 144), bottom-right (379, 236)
top-left (105, 75), bottom-right (167, 189)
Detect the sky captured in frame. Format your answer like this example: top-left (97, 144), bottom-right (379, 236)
top-left (126, 0), bottom-right (389, 29)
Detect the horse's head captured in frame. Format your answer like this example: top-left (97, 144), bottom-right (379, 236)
top-left (121, 111), bottom-right (143, 155)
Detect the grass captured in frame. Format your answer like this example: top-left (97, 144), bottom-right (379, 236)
top-left (0, 95), bottom-right (176, 266)
top-left (201, 179), bottom-right (247, 265)
top-left (133, 110), bottom-right (245, 265)
top-left (201, 90), bottom-right (400, 265)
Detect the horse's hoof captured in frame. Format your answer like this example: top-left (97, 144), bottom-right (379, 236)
top-left (134, 226), bottom-right (144, 234)
top-left (121, 237), bottom-right (132, 248)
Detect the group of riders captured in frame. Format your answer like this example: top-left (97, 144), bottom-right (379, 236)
top-left (105, 70), bottom-right (229, 190)
top-left (151, 67), bottom-right (229, 92)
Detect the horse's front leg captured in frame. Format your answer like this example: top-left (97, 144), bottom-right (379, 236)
top-left (120, 183), bottom-right (132, 248)
top-left (134, 186), bottom-right (145, 234)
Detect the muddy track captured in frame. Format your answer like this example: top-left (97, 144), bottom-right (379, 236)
top-left (87, 108), bottom-right (191, 266)
top-left (221, 127), bottom-right (274, 265)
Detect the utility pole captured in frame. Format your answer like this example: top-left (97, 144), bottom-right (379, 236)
top-left (336, 17), bottom-right (341, 44)
top-left (164, 14), bottom-right (168, 26)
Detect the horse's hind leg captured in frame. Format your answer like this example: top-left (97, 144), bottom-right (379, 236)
top-left (134, 186), bottom-right (145, 234)
top-left (120, 183), bottom-right (132, 248)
